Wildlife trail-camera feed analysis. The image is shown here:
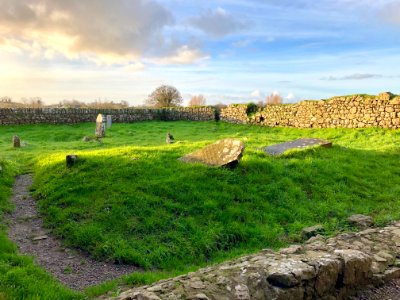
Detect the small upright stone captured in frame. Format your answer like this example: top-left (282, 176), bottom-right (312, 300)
top-left (106, 115), bottom-right (112, 128)
top-left (12, 135), bottom-right (20, 148)
top-left (95, 114), bottom-right (106, 138)
top-left (166, 133), bottom-right (175, 144)
top-left (66, 155), bottom-right (78, 168)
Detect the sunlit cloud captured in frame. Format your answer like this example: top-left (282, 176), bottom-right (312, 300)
top-left (0, 0), bottom-right (207, 65)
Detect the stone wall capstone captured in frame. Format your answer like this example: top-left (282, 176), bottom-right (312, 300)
top-left (0, 107), bottom-right (215, 125)
top-left (220, 93), bottom-right (400, 129)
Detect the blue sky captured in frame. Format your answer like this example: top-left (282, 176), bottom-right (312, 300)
top-left (0, 0), bottom-right (399, 105)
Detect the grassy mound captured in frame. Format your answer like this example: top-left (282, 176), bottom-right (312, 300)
top-left (23, 122), bottom-right (400, 270)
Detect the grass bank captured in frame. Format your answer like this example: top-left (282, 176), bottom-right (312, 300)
top-left (1, 121), bottom-right (400, 298)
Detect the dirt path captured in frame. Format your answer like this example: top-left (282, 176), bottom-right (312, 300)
top-left (7, 174), bottom-right (138, 290)
top-left (355, 279), bottom-right (400, 300)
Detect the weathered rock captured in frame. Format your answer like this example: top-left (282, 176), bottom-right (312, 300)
top-left (302, 224), bottom-right (325, 240)
top-left (66, 155), bottom-right (78, 168)
top-left (264, 138), bottom-right (332, 156)
top-left (12, 135), bottom-right (20, 148)
top-left (347, 214), bottom-right (374, 229)
top-left (334, 249), bottom-right (372, 286)
top-left (106, 115), bottom-right (112, 128)
top-left (179, 139), bottom-right (245, 168)
top-left (166, 133), bottom-right (175, 144)
top-left (82, 136), bottom-right (93, 142)
top-left (95, 114), bottom-right (106, 138)
top-left (113, 221), bottom-right (400, 300)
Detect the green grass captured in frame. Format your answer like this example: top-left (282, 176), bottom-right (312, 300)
top-left (1, 121), bottom-right (400, 298)
top-left (0, 159), bottom-right (82, 299)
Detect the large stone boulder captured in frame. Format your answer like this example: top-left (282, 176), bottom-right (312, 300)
top-left (179, 139), bottom-right (245, 168)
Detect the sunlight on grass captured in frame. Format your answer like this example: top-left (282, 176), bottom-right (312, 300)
top-left (1, 121), bottom-right (400, 298)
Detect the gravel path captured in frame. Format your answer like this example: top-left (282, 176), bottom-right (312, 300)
top-left (355, 279), bottom-right (400, 300)
top-left (7, 174), bottom-right (138, 290)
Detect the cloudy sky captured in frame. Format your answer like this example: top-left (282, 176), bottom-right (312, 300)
top-left (1, 0), bottom-right (400, 105)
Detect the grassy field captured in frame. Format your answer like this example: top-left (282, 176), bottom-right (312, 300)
top-left (1, 121), bottom-right (400, 298)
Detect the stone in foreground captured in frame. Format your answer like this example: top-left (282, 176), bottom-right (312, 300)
top-left (95, 114), bottom-right (106, 138)
top-left (179, 139), bottom-right (245, 168)
top-left (114, 218), bottom-right (400, 300)
top-left (264, 138), bottom-right (332, 156)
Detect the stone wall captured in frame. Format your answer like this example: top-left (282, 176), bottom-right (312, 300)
top-left (0, 107), bottom-right (215, 125)
top-left (114, 220), bottom-right (400, 300)
top-left (221, 93), bottom-right (400, 129)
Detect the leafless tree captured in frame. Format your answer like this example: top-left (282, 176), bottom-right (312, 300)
top-left (266, 92), bottom-right (282, 105)
top-left (0, 96), bottom-right (12, 103)
top-left (189, 94), bottom-right (206, 106)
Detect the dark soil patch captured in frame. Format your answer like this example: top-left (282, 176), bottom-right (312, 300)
top-left (7, 174), bottom-right (138, 290)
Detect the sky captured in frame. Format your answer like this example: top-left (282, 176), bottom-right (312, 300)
top-left (0, 0), bottom-right (400, 105)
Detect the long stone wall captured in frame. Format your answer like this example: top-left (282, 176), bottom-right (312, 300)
top-left (114, 219), bottom-right (400, 300)
top-left (220, 93), bottom-right (400, 129)
top-left (0, 107), bottom-right (215, 125)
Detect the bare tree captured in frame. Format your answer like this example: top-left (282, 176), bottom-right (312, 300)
top-left (0, 96), bottom-right (12, 103)
top-left (145, 85), bottom-right (183, 108)
top-left (266, 92), bottom-right (282, 105)
top-left (189, 94), bottom-right (206, 106)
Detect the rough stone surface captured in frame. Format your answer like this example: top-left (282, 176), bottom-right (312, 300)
top-left (166, 133), bottom-right (175, 144)
top-left (302, 224), bottom-right (325, 240)
top-left (264, 138), bottom-right (332, 156)
top-left (179, 139), bottom-right (245, 168)
top-left (0, 107), bottom-right (215, 125)
top-left (66, 155), bottom-right (78, 168)
top-left (95, 114), bottom-right (106, 138)
top-left (12, 135), bottom-right (20, 148)
top-left (106, 115), bottom-right (112, 128)
top-left (348, 215), bottom-right (374, 230)
top-left (113, 220), bottom-right (400, 300)
top-left (220, 93), bottom-right (400, 129)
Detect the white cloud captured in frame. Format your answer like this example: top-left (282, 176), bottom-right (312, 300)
top-left (250, 89), bottom-right (265, 99)
top-left (0, 0), bottom-right (207, 65)
top-left (188, 7), bottom-right (248, 37)
top-left (285, 92), bottom-right (295, 100)
top-left (149, 46), bottom-right (210, 65)
top-left (321, 73), bottom-right (383, 80)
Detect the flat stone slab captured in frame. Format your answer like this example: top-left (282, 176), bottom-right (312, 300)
top-left (179, 139), bottom-right (245, 168)
top-left (264, 138), bottom-right (332, 156)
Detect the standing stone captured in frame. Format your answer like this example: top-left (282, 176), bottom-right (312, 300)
top-left (12, 135), bottom-right (20, 148)
top-left (66, 155), bottom-right (78, 168)
top-left (166, 133), bottom-right (175, 144)
top-left (179, 139), bottom-right (245, 168)
top-left (95, 114), bottom-right (106, 138)
top-left (106, 115), bottom-right (112, 128)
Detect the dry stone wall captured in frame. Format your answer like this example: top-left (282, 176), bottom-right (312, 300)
top-left (0, 107), bottom-right (215, 125)
top-left (221, 93), bottom-right (400, 129)
top-left (114, 221), bottom-right (400, 300)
